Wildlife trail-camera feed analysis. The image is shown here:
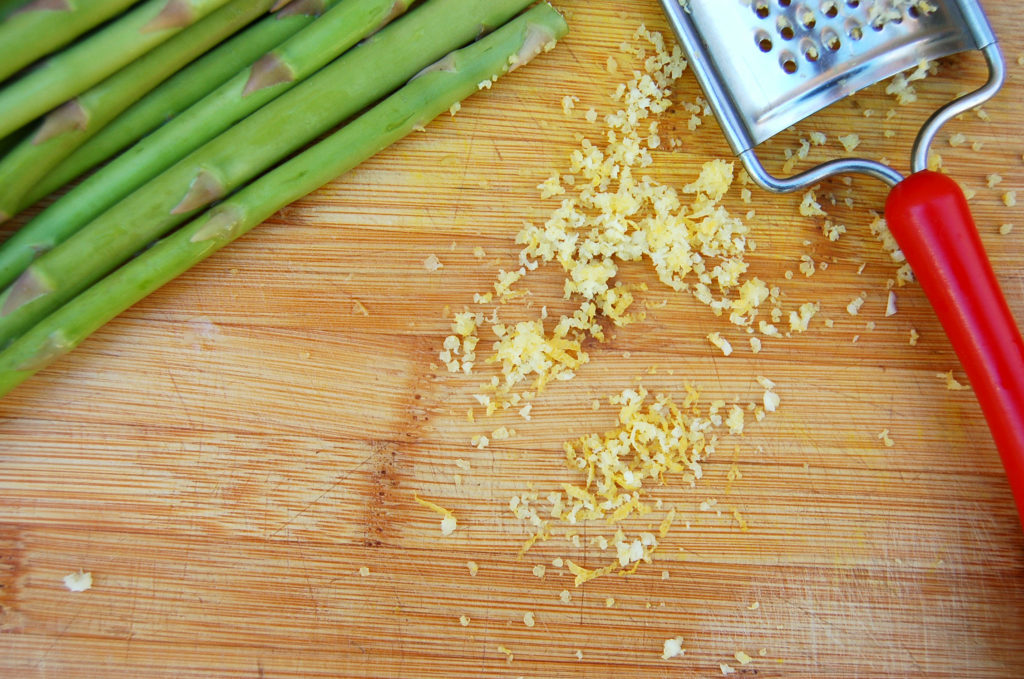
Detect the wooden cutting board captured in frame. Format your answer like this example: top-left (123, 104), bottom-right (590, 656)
top-left (2, 1), bottom-right (1023, 676)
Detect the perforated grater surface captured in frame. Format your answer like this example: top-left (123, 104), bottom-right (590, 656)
top-left (659, 1), bottom-right (1024, 528)
top-left (659, 0), bottom-right (1003, 190)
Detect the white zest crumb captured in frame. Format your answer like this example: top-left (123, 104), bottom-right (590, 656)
top-left (909, 328), bottom-right (920, 346)
top-left (661, 636), bottom-right (685, 660)
top-left (467, 561), bottom-right (479, 576)
top-left (497, 645), bottom-right (514, 664)
top-left (938, 370), bottom-right (967, 391)
top-left (885, 291), bottom-right (898, 317)
top-left (423, 254), bottom-right (444, 271)
top-left (449, 101), bottom-right (461, 117)
top-left (999, 223), bottom-right (1014, 236)
top-left (878, 429), bottom-right (895, 447)
top-left (562, 95), bottom-right (579, 115)
top-left (575, 649), bottom-right (584, 660)
top-left (735, 651), bottom-right (753, 665)
top-left (747, 601), bottom-right (760, 610)
top-left (720, 663), bottom-right (736, 675)
top-left (838, 133), bottom-right (861, 151)
top-left (559, 589), bottom-right (572, 603)
top-left (987, 173), bottom-right (1003, 188)
top-left (460, 615), bottom-right (471, 626)
top-left (359, 566), bottom-right (370, 577)
top-left (63, 570), bottom-right (92, 592)
top-left (749, 336), bottom-right (762, 354)
top-left (605, 597), bottom-right (616, 608)
top-left (532, 564), bottom-right (546, 578)
top-left (708, 332), bottom-right (733, 356)
top-left (523, 611), bottom-right (536, 627)
top-left (662, 570), bottom-right (670, 580)
top-left (846, 295), bottom-right (865, 316)
top-left (1003, 191), bottom-right (1017, 207)
top-left (414, 495), bottom-right (457, 536)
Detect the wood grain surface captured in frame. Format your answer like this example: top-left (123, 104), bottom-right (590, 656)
top-left (2, 1), bottom-right (1024, 677)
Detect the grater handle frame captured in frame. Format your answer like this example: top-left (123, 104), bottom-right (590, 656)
top-left (911, 42), bottom-right (1005, 173)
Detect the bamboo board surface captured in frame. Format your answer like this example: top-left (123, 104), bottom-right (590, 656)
top-left (2, 1), bottom-right (1024, 677)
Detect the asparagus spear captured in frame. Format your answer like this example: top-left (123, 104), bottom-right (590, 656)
top-left (0, 0), bottom-right (414, 288)
top-left (0, 0), bottom-right (236, 142)
top-left (0, 0), bottom-right (536, 349)
top-left (0, 0), bottom-right (141, 84)
top-left (0, 0), bottom-right (30, 21)
top-left (21, 0), bottom-right (342, 208)
top-left (0, 2), bottom-right (568, 396)
top-left (0, 0), bottom-right (280, 222)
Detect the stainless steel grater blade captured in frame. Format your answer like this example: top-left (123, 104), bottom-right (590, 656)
top-left (659, 0), bottom-right (1004, 191)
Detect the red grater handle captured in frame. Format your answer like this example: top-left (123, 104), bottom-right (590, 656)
top-left (885, 170), bottom-right (1024, 529)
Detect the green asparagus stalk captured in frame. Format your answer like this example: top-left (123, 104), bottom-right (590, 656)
top-left (0, 2), bottom-right (568, 396)
top-left (0, 0), bottom-right (141, 84)
top-left (20, 0), bottom-right (343, 208)
top-left (0, 0), bottom-right (414, 289)
top-left (0, 0), bottom-right (236, 142)
top-left (0, 0), bottom-right (280, 222)
top-left (0, 0), bottom-right (29, 21)
top-left (0, 0), bottom-right (534, 349)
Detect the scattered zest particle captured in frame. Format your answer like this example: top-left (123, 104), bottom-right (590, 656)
top-left (532, 564), bottom-right (546, 578)
top-left (423, 254), bottom-right (443, 271)
top-left (885, 291), bottom-right (898, 317)
top-left (358, 566), bottom-right (370, 577)
top-left (661, 636), bottom-right (685, 660)
top-left (414, 495), bottom-right (458, 536)
top-left (846, 295), bottom-right (865, 316)
top-left (523, 611), bottom-right (536, 627)
top-left (467, 560), bottom-right (479, 576)
top-left (837, 133), bottom-right (861, 152)
top-left (999, 223), bottom-right (1014, 236)
top-left (605, 597), bottom-right (615, 608)
top-left (986, 173), bottom-right (1003, 189)
top-left (937, 371), bottom-right (967, 391)
top-left (460, 615), bottom-right (470, 627)
top-left (497, 645), bottom-right (514, 664)
top-left (720, 663), bottom-right (736, 675)
top-left (559, 589), bottom-right (572, 603)
top-left (747, 601), bottom-right (760, 610)
top-left (575, 649), bottom-right (584, 660)
top-left (909, 328), bottom-right (920, 346)
top-left (878, 429), bottom-right (895, 447)
top-left (735, 650), bottom-right (753, 666)
top-left (708, 332), bottom-right (733, 356)
top-left (63, 570), bottom-right (92, 592)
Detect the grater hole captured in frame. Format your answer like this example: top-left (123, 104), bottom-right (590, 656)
top-left (780, 51), bottom-right (799, 74)
top-left (821, 28), bottom-right (841, 51)
top-left (755, 1), bottom-right (770, 19)
top-left (820, 1), bottom-right (838, 19)
top-left (755, 30), bottom-right (774, 52)
top-left (778, 0), bottom-right (792, 6)
top-left (847, 19), bottom-right (863, 40)
top-left (907, 5), bottom-right (920, 18)
top-left (797, 5), bottom-right (816, 30)
top-left (778, 17), bottom-right (795, 40)
top-left (802, 40), bottom-right (820, 62)
top-left (846, 0), bottom-right (859, 7)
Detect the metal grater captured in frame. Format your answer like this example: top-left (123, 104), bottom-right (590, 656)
top-left (659, 0), bottom-right (1004, 191)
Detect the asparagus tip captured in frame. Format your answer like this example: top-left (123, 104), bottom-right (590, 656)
top-left (171, 169), bottom-right (226, 215)
top-left (1, 267), bottom-right (54, 318)
top-left (242, 53), bottom-right (295, 97)
top-left (274, 0), bottom-right (324, 18)
top-left (32, 99), bottom-right (90, 145)
top-left (141, 0), bottom-right (196, 34)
